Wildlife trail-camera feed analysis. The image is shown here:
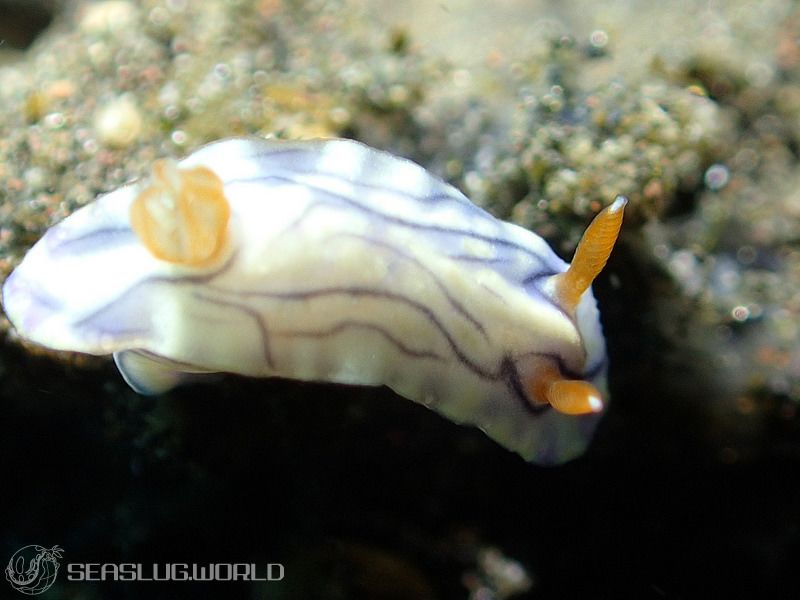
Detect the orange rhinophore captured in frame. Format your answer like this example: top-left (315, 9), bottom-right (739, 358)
top-left (130, 159), bottom-right (230, 266)
top-left (526, 196), bottom-right (626, 416)
top-left (552, 196), bottom-right (627, 314)
top-left (525, 362), bottom-right (604, 416)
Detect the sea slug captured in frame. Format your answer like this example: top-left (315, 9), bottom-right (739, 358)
top-left (2, 137), bottom-right (625, 464)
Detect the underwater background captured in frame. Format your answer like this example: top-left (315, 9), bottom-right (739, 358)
top-left (1, 0), bottom-right (800, 598)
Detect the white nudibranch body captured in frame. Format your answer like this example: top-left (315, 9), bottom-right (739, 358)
top-left (2, 137), bottom-right (625, 464)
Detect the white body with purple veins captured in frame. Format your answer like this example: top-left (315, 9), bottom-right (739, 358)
top-left (2, 137), bottom-right (625, 464)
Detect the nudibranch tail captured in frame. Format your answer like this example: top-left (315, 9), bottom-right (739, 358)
top-left (130, 158), bottom-right (230, 266)
top-left (524, 362), bottom-right (604, 416)
top-left (552, 195), bottom-right (627, 313)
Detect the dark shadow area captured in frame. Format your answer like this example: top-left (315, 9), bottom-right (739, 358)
top-left (0, 0), bottom-right (59, 50)
top-left (2, 233), bottom-right (799, 599)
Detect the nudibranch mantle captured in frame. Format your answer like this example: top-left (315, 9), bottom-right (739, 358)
top-left (2, 137), bottom-right (624, 465)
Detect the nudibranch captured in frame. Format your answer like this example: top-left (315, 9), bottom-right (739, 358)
top-left (1, 137), bottom-right (625, 464)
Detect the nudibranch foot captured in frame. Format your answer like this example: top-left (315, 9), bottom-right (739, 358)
top-left (114, 350), bottom-right (217, 395)
top-left (551, 195), bottom-right (627, 314)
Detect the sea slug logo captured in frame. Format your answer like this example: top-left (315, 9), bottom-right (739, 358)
top-left (5, 545), bottom-right (283, 592)
top-left (5, 545), bottom-right (63, 595)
